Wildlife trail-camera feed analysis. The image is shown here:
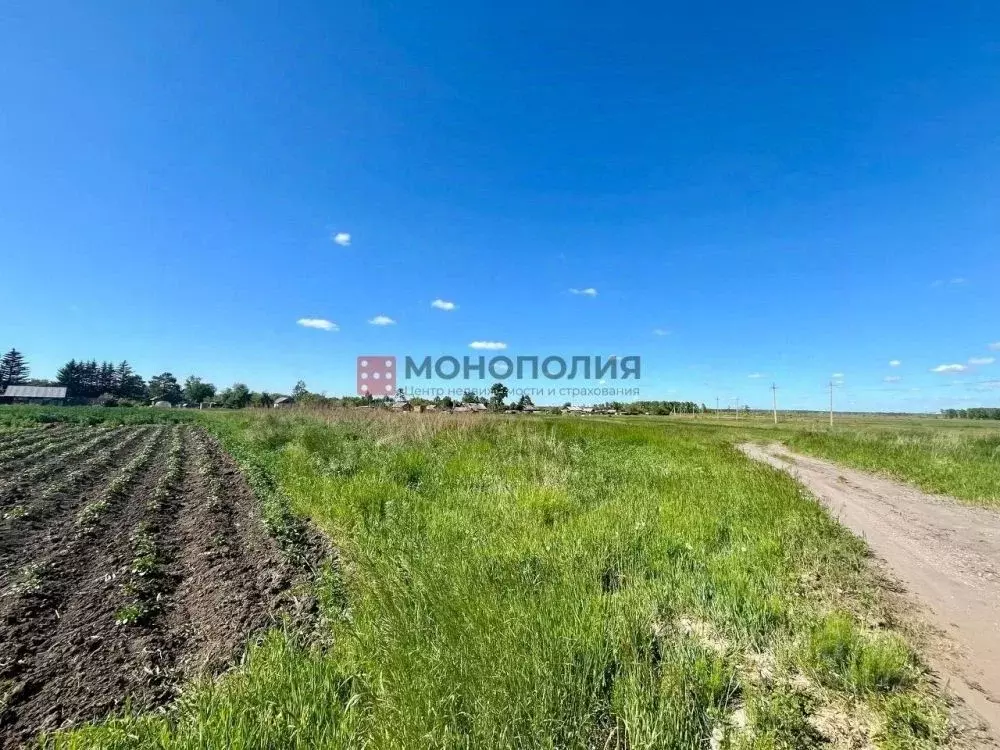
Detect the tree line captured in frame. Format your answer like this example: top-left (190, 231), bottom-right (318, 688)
top-left (1, 348), bottom-right (287, 409)
top-left (941, 408), bottom-right (1000, 420)
top-left (597, 400), bottom-right (708, 415)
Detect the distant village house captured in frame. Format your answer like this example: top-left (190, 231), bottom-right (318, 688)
top-left (0, 385), bottom-right (68, 405)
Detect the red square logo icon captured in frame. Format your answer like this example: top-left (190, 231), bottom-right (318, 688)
top-left (357, 356), bottom-right (396, 396)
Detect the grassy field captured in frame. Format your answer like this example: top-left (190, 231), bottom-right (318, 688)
top-left (659, 413), bottom-right (1000, 506)
top-left (0, 404), bottom-right (196, 427)
top-left (39, 408), bottom-right (968, 749)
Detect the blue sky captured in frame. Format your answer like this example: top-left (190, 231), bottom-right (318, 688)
top-left (1, 1), bottom-right (998, 410)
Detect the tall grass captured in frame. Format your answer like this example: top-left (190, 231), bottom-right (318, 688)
top-left (52, 412), bottom-right (946, 749)
top-left (778, 426), bottom-right (1000, 505)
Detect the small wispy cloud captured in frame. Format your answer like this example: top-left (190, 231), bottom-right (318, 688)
top-left (931, 277), bottom-right (966, 287)
top-left (569, 287), bottom-right (598, 297)
top-left (931, 363), bottom-right (967, 373)
top-left (297, 318), bottom-right (338, 331)
top-left (969, 356), bottom-right (995, 366)
top-left (748, 373), bottom-right (764, 379)
top-left (368, 315), bottom-right (396, 326)
top-left (332, 232), bottom-right (351, 247)
top-left (990, 342), bottom-right (1000, 351)
top-left (431, 299), bottom-right (457, 311)
top-left (652, 328), bottom-right (670, 336)
top-left (884, 375), bottom-right (901, 383)
top-left (469, 341), bottom-right (507, 350)
top-left (831, 372), bottom-right (844, 379)
top-left (889, 360), bottom-right (901, 367)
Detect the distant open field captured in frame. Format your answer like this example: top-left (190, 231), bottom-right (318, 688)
top-left (0, 406), bottom-right (972, 749)
top-left (631, 412), bottom-right (1000, 506)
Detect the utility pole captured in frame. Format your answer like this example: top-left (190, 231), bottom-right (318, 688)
top-left (716, 396), bottom-right (720, 420)
top-left (771, 382), bottom-right (778, 424)
top-left (829, 381), bottom-right (834, 427)
top-left (735, 397), bottom-right (740, 421)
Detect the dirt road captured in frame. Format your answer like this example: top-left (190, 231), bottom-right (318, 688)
top-left (740, 442), bottom-right (1000, 738)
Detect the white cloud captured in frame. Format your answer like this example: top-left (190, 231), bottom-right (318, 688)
top-left (431, 299), bottom-right (457, 311)
top-left (652, 328), bottom-right (670, 336)
top-left (297, 318), bottom-right (338, 331)
top-left (368, 315), bottom-right (396, 326)
top-left (748, 373), bottom-right (764, 379)
top-left (884, 375), bottom-right (901, 383)
top-left (932, 277), bottom-right (966, 287)
top-left (969, 356), bottom-right (995, 365)
top-left (469, 341), bottom-right (507, 350)
top-left (332, 232), bottom-right (351, 247)
top-left (831, 373), bottom-right (844, 379)
top-left (889, 360), bottom-right (901, 367)
top-left (931, 363), bottom-right (967, 373)
top-left (569, 287), bottom-right (598, 297)
top-left (990, 342), bottom-right (1000, 351)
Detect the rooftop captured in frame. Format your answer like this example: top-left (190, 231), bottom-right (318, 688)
top-left (3, 385), bottom-right (68, 399)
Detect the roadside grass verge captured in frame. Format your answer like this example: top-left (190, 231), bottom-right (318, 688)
top-left (777, 426), bottom-right (1000, 506)
top-left (659, 415), bottom-right (1000, 507)
top-left (50, 413), bottom-right (954, 749)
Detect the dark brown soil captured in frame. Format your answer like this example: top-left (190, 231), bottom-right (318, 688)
top-left (0, 425), bottom-right (294, 748)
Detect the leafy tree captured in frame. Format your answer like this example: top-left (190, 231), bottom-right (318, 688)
top-left (517, 394), bottom-right (534, 410)
top-left (292, 380), bottom-right (309, 399)
top-left (148, 372), bottom-right (183, 404)
top-left (183, 376), bottom-right (217, 404)
top-left (488, 382), bottom-right (509, 411)
top-left (462, 390), bottom-right (480, 404)
top-left (221, 383), bottom-right (252, 409)
top-left (440, 395), bottom-right (455, 410)
top-left (253, 392), bottom-right (274, 408)
top-left (0, 349), bottom-right (29, 389)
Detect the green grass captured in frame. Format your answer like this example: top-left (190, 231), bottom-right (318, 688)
top-left (0, 404), bottom-right (196, 427)
top-left (800, 612), bottom-right (918, 695)
top-left (778, 425), bottom-right (1000, 505)
top-left (637, 413), bottom-right (1000, 506)
top-left (47, 410), bottom-right (952, 749)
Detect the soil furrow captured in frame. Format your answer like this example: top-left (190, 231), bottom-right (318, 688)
top-left (0, 427), bottom-right (167, 618)
top-left (153, 427), bottom-right (289, 676)
top-left (0, 423), bottom-right (297, 748)
top-left (0, 427), bottom-right (150, 555)
top-left (0, 426), bottom-right (124, 508)
top-left (0, 432), bottom-right (173, 746)
top-left (0, 426), bottom-right (100, 480)
top-left (0, 424), bottom-right (73, 455)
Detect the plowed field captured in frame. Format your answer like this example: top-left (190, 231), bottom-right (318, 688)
top-left (0, 423), bottom-right (292, 747)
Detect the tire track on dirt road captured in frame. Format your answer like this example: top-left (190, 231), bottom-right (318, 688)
top-left (740, 442), bottom-right (1000, 742)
